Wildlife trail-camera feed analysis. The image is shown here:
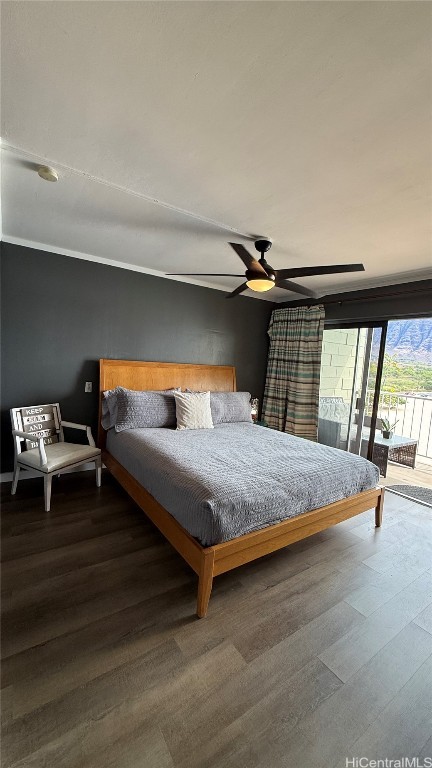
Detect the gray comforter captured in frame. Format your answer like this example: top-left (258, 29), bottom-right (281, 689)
top-left (106, 424), bottom-right (379, 546)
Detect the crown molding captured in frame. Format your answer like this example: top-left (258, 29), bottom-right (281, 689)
top-left (1, 235), bottom-right (276, 300)
top-left (1, 235), bottom-right (229, 293)
top-left (4, 235), bottom-right (427, 305)
top-left (319, 268), bottom-right (432, 297)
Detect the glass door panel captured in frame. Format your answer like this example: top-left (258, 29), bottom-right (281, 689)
top-left (318, 324), bottom-right (386, 466)
top-left (318, 328), bottom-right (362, 451)
top-left (353, 327), bottom-right (383, 460)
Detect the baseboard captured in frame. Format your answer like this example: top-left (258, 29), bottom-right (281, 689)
top-left (0, 462), bottom-right (103, 483)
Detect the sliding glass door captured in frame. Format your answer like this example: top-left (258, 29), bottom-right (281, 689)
top-left (318, 322), bottom-right (387, 464)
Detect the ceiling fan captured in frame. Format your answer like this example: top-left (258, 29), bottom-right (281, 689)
top-left (168, 240), bottom-right (365, 299)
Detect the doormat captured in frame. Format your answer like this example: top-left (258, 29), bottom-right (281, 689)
top-left (386, 485), bottom-right (432, 508)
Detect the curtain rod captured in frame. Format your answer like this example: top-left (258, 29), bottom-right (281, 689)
top-left (279, 283), bottom-right (432, 308)
top-left (324, 285), bottom-right (430, 305)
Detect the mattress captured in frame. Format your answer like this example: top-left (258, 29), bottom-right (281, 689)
top-left (106, 423), bottom-right (379, 546)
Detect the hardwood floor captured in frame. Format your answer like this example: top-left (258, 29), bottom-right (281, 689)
top-left (1, 472), bottom-right (431, 768)
top-left (382, 457), bottom-right (432, 490)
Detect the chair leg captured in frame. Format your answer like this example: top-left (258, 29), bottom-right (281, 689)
top-left (95, 457), bottom-right (102, 488)
top-left (44, 474), bottom-right (52, 512)
top-left (11, 465), bottom-right (20, 495)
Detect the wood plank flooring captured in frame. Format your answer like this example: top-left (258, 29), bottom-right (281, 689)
top-left (1, 472), bottom-right (431, 768)
top-left (382, 457), bottom-right (432, 490)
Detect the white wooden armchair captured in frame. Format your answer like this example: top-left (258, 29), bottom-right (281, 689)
top-left (11, 403), bottom-right (102, 511)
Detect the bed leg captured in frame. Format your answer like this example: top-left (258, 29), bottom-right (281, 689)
top-left (197, 550), bottom-right (215, 619)
top-left (375, 488), bottom-right (384, 528)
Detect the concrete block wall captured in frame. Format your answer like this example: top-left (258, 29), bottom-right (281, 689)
top-left (320, 328), bottom-right (367, 403)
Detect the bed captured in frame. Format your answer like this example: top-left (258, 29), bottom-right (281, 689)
top-left (99, 359), bottom-right (384, 618)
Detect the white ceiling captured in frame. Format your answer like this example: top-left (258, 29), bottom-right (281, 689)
top-left (1, 1), bottom-right (431, 301)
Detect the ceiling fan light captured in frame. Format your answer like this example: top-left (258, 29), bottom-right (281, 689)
top-left (246, 278), bottom-right (274, 292)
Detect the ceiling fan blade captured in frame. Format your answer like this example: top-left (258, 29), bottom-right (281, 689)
top-left (276, 264), bottom-right (365, 279)
top-left (228, 243), bottom-right (267, 275)
top-left (226, 282), bottom-right (248, 299)
top-left (167, 273), bottom-right (244, 277)
top-left (275, 279), bottom-right (317, 298)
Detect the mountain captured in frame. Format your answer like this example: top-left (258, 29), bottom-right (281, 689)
top-left (375, 319), bottom-right (432, 364)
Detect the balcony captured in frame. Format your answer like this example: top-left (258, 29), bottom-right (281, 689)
top-left (366, 390), bottom-right (432, 459)
top-left (366, 390), bottom-right (432, 489)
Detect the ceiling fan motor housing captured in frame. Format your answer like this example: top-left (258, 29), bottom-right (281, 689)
top-left (258, 258), bottom-right (275, 277)
top-left (246, 268), bottom-right (275, 282)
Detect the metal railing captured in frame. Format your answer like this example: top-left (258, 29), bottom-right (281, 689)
top-left (366, 390), bottom-right (432, 459)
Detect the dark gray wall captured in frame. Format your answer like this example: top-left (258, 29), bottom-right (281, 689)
top-left (1, 242), bottom-right (272, 472)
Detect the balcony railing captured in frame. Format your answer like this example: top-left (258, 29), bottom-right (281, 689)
top-left (366, 390), bottom-right (432, 459)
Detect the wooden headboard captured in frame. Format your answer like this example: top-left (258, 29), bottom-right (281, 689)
top-left (98, 359), bottom-right (237, 449)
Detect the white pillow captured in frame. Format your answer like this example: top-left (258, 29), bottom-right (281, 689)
top-left (174, 391), bottom-right (214, 430)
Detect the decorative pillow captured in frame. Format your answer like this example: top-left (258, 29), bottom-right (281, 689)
top-left (174, 391), bottom-right (214, 430)
top-left (114, 388), bottom-right (178, 432)
top-left (101, 389), bottom-right (118, 430)
top-left (210, 392), bottom-right (253, 424)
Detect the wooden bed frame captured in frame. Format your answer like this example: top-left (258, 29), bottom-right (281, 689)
top-left (99, 359), bottom-right (384, 618)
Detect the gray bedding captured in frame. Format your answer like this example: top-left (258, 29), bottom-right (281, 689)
top-left (106, 424), bottom-right (379, 546)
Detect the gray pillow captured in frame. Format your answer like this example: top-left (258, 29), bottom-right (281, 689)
top-left (101, 389), bottom-right (118, 430)
top-left (114, 387), bottom-right (178, 432)
top-left (210, 392), bottom-right (252, 424)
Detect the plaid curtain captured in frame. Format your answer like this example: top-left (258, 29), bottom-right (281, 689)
top-left (262, 305), bottom-right (325, 440)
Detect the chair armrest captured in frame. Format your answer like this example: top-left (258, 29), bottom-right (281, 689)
top-left (61, 421), bottom-right (96, 447)
top-left (12, 430), bottom-right (47, 467)
top-left (61, 420), bottom-right (88, 430)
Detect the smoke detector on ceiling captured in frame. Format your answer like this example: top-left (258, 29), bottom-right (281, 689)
top-left (37, 166), bottom-right (58, 182)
